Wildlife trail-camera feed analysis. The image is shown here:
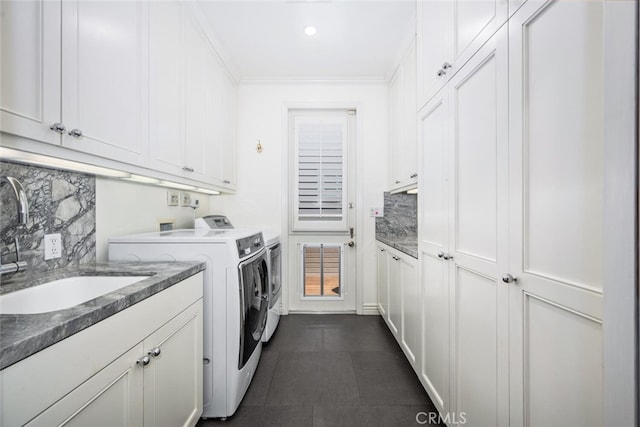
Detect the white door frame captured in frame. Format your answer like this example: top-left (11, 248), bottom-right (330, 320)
top-left (602, 1), bottom-right (638, 425)
top-left (280, 102), bottom-right (364, 315)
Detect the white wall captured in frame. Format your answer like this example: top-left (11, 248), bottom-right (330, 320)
top-left (95, 178), bottom-right (211, 261)
top-left (212, 82), bottom-right (389, 313)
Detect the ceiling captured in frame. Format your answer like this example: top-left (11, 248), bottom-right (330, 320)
top-left (197, 0), bottom-right (416, 83)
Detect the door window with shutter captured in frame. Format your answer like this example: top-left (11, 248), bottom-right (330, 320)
top-left (292, 112), bottom-right (349, 232)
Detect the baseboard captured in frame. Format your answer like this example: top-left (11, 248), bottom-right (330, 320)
top-left (361, 304), bottom-right (381, 315)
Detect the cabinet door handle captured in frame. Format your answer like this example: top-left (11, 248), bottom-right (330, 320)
top-left (395, 180), bottom-right (401, 184)
top-left (50, 123), bottom-right (66, 134)
top-left (410, 173), bottom-right (418, 179)
top-left (380, 248), bottom-right (385, 252)
top-left (392, 256), bottom-right (400, 261)
top-left (148, 347), bottom-right (161, 358)
top-left (182, 166), bottom-right (194, 172)
top-left (502, 274), bottom-right (517, 284)
top-left (136, 355), bottom-right (151, 366)
top-left (442, 62), bottom-right (452, 70)
top-left (223, 179), bottom-right (231, 184)
top-left (68, 128), bottom-right (83, 138)
top-left (436, 69), bottom-right (446, 77)
top-left (437, 251), bottom-right (444, 258)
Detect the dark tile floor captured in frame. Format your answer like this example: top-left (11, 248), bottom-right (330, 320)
top-left (197, 314), bottom-right (444, 427)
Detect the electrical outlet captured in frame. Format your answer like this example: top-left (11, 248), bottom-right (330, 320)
top-left (44, 234), bottom-right (62, 260)
top-left (370, 207), bottom-right (384, 217)
top-left (167, 191), bottom-right (179, 206)
top-left (181, 192), bottom-right (192, 207)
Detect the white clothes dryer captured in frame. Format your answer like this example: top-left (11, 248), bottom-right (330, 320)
top-left (108, 229), bottom-right (268, 419)
top-left (195, 216), bottom-right (281, 342)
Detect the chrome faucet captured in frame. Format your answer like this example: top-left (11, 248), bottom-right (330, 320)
top-left (1, 176), bottom-right (29, 276)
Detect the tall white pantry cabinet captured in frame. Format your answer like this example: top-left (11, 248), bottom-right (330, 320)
top-left (402, 0), bottom-right (635, 425)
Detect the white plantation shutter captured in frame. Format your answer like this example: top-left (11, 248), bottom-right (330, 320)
top-left (293, 113), bottom-right (348, 231)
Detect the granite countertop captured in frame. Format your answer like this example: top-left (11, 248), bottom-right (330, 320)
top-left (0, 261), bottom-right (205, 370)
top-left (376, 234), bottom-right (418, 259)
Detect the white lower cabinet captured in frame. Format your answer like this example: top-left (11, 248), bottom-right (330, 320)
top-left (376, 243), bottom-right (419, 368)
top-left (1, 273), bottom-right (203, 427)
top-left (376, 245), bottom-right (389, 318)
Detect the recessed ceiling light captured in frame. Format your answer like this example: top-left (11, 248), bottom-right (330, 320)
top-left (304, 26), bottom-right (317, 36)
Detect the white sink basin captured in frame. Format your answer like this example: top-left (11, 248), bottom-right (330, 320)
top-left (0, 276), bottom-right (150, 314)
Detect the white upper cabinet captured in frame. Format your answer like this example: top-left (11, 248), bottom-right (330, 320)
top-left (219, 70), bottom-right (237, 188)
top-left (1, 0), bottom-right (238, 192)
top-left (417, 0), bottom-right (508, 109)
top-left (389, 38), bottom-right (417, 192)
top-left (0, 0), bottom-right (61, 146)
top-left (149, 0), bottom-right (186, 177)
top-left (61, 0), bottom-right (149, 166)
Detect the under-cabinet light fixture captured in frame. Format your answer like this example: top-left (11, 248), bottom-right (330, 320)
top-left (0, 147), bottom-right (130, 178)
top-left (406, 188), bottom-right (418, 194)
top-left (0, 147), bottom-right (223, 195)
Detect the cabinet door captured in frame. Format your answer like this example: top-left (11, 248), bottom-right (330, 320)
top-left (447, 26), bottom-right (509, 427)
top-left (219, 70), bottom-right (237, 188)
top-left (509, 1), bottom-right (604, 426)
top-left (0, 0), bottom-right (61, 145)
top-left (417, 0), bottom-right (453, 108)
top-left (401, 40), bottom-right (417, 185)
top-left (387, 252), bottom-right (402, 337)
top-left (143, 300), bottom-right (203, 427)
top-left (418, 88), bottom-right (450, 416)
top-left (452, 0), bottom-right (508, 72)
top-left (376, 245), bottom-right (389, 317)
top-left (389, 65), bottom-right (404, 187)
top-left (149, 0), bottom-right (186, 177)
top-left (184, 14), bottom-right (221, 185)
top-left (26, 345), bottom-right (144, 427)
top-left (400, 255), bottom-right (419, 367)
top-left (61, 0), bottom-right (149, 166)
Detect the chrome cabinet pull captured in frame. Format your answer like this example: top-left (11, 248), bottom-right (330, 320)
top-left (136, 355), bottom-right (151, 366)
top-left (437, 251), bottom-right (452, 260)
top-left (223, 179), bottom-right (231, 184)
top-left (68, 128), bottom-right (83, 138)
top-left (502, 274), bottom-right (517, 284)
top-left (410, 173), bottom-right (418, 179)
top-left (50, 123), bottom-right (66, 134)
top-left (148, 347), bottom-right (161, 358)
top-left (437, 251), bottom-right (444, 258)
top-left (442, 62), bottom-right (452, 70)
top-left (437, 69), bottom-right (446, 77)
top-left (182, 166), bottom-right (194, 172)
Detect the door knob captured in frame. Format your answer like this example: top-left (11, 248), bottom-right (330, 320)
top-left (348, 241), bottom-right (355, 247)
top-left (502, 274), bottom-right (517, 284)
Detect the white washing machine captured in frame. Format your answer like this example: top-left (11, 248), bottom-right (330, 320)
top-left (195, 216), bottom-right (281, 342)
top-left (108, 228), bottom-right (268, 419)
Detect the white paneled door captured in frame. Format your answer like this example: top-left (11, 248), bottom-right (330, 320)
top-left (508, 1), bottom-right (605, 426)
top-left (418, 88), bottom-right (450, 416)
top-left (448, 25), bottom-right (509, 427)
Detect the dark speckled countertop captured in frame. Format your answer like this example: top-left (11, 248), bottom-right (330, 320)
top-left (376, 234), bottom-right (418, 259)
top-left (0, 261), bottom-right (205, 370)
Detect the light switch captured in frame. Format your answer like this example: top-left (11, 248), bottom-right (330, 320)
top-left (370, 207), bottom-right (384, 217)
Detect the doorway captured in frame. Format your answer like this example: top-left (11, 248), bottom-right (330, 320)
top-left (287, 109), bottom-right (357, 312)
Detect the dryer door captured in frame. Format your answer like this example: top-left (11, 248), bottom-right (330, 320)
top-left (238, 250), bottom-right (268, 369)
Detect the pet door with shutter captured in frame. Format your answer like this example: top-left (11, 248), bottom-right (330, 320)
top-left (300, 244), bottom-right (344, 299)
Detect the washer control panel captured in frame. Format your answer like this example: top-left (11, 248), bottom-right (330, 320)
top-left (236, 233), bottom-right (264, 257)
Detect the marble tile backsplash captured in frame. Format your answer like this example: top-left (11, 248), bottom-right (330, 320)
top-left (375, 191), bottom-right (417, 237)
top-left (1, 161), bottom-right (96, 274)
